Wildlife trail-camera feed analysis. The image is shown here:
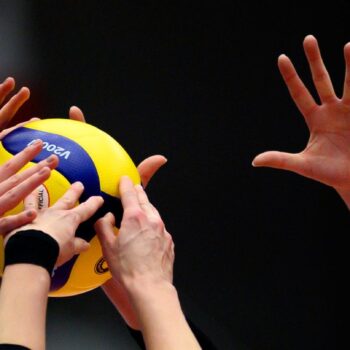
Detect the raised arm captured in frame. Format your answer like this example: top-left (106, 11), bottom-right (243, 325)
top-left (0, 183), bottom-right (103, 350)
top-left (253, 35), bottom-right (350, 208)
top-left (95, 176), bottom-right (201, 350)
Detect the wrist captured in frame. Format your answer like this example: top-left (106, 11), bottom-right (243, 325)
top-left (4, 229), bottom-right (59, 276)
top-left (122, 275), bottom-right (177, 302)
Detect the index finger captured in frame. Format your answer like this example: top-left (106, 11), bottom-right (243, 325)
top-left (119, 176), bottom-right (140, 210)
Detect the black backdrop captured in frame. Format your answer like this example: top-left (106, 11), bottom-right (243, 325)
top-left (1, 2), bottom-right (347, 349)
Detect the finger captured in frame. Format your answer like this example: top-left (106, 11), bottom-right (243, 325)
top-left (252, 151), bottom-right (307, 175)
top-left (119, 176), bottom-right (140, 210)
top-left (52, 181), bottom-right (85, 210)
top-left (70, 195), bottom-right (104, 223)
top-left (24, 188), bottom-right (39, 211)
top-left (342, 42), bottom-right (350, 105)
top-left (0, 139), bottom-right (43, 181)
top-left (0, 167), bottom-right (51, 215)
top-left (0, 77), bottom-right (15, 105)
top-left (278, 54), bottom-right (318, 120)
top-left (135, 184), bottom-right (156, 217)
top-left (137, 155), bottom-right (167, 188)
top-left (303, 34), bottom-right (337, 103)
top-left (69, 106), bottom-right (86, 122)
top-left (0, 118), bottom-right (40, 140)
top-left (95, 212), bottom-right (117, 249)
top-left (0, 87), bottom-right (30, 129)
top-left (0, 210), bottom-right (37, 236)
top-left (73, 238), bottom-right (90, 255)
top-left (0, 154), bottom-right (58, 196)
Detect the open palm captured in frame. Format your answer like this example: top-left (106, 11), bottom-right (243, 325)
top-left (253, 35), bottom-right (350, 192)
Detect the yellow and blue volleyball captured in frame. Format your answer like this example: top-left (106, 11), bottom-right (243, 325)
top-left (0, 118), bottom-right (140, 297)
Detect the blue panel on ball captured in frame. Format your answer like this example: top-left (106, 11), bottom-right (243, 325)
top-left (2, 127), bottom-right (101, 200)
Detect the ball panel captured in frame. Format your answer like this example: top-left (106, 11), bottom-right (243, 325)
top-left (49, 234), bottom-right (115, 297)
top-left (25, 119), bottom-right (141, 196)
top-left (2, 126), bottom-right (101, 201)
top-left (0, 118), bottom-right (140, 297)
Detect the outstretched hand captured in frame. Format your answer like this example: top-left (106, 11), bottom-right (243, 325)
top-left (67, 106), bottom-right (168, 329)
top-left (253, 35), bottom-right (350, 200)
top-left (5, 182), bottom-right (104, 267)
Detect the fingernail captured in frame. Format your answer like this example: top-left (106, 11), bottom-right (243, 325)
top-left (26, 210), bottom-right (35, 217)
top-left (74, 181), bottom-right (84, 189)
top-left (46, 155), bottom-right (56, 163)
top-left (30, 139), bottom-right (42, 147)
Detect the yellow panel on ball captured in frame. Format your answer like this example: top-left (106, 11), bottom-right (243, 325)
top-left (0, 118), bottom-right (140, 297)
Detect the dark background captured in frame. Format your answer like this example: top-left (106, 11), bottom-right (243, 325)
top-left (1, 1), bottom-right (346, 349)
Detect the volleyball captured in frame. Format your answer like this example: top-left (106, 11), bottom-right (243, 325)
top-left (0, 118), bottom-right (140, 297)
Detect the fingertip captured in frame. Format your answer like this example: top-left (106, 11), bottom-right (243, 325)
top-left (105, 212), bottom-right (115, 225)
top-left (3, 77), bottom-right (15, 87)
top-left (344, 42), bottom-right (350, 54)
top-left (303, 34), bottom-right (317, 46)
top-left (73, 181), bottom-right (84, 190)
top-left (25, 209), bottom-right (37, 218)
top-left (251, 153), bottom-right (268, 167)
top-left (93, 196), bottom-right (104, 207)
top-left (20, 86), bottom-right (30, 97)
top-left (81, 241), bottom-right (90, 252)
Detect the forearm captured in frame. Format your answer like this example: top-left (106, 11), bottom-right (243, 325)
top-left (0, 264), bottom-right (50, 350)
top-left (125, 277), bottom-right (201, 350)
top-left (101, 278), bottom-right (140, 330)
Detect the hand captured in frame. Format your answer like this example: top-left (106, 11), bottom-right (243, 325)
top-left (253, 35), bottom-right (350, 199)
top-left (5, 182), bottom-right (104, 267)
top-left (95, 177), bottom-right (174, 328)
top-left (0, 141), bottom-right (59, 234)
top-left (0, 77), bottom-right (30, 131)
top-left (69, 106), bottom-right (168, 328)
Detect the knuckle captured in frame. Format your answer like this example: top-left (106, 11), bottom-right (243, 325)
top-left (125, 207), bottom-right (145, 221)
top-left (9, 174), bottom-right (20, 187)
top-left (65, 211), bottom-right (80, 223)
top-left (149, 216), bottom-right (164, 231)
top-left (6, 189), bottom-right (17, 200)
top-left (3, 160), bottom-right (15, 173)
top-left (63, 197), bottom-right (74, 206)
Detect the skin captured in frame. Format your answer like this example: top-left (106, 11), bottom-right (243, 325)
top-left (0, 78), bottom-right (59, 234)
top-left (252, 35), bottom-right (350, 209)
top-left (95, 177), bottom-right (201, 350)
top-left (0, 183), bottom-right (103, 350)
top-left (67, 105), bottom-right (168, 330)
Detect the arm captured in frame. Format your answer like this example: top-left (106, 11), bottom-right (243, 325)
top-left (95, 176), bottom-right (201, 350)
top-left (0, 264), bottom-right (50, 350)
top-left (0, 183), bottom-right (103, 349)
top-left (252, 35), bottom-right (350, 208)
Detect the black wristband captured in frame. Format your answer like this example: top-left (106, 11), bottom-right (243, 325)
top-left (4, 230), bottom-right (59, 276)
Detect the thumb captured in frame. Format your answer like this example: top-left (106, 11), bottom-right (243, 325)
top-left (73, 238), bottom-right (90, 255)
top-left (252, 151), bottom-right (305, 173)
top-left (137, 155), bottom-right (167, 188)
